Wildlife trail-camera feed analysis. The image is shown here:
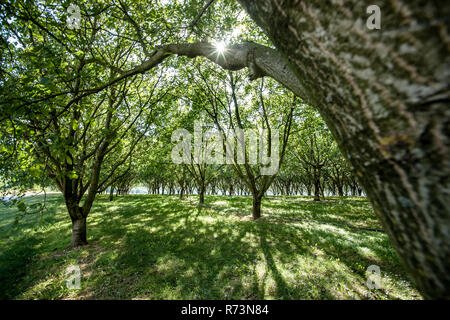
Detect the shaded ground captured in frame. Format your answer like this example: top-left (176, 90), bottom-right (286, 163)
top-left (0, 194), bottom-right (421, 299)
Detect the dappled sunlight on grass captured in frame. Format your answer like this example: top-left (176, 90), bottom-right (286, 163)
top-left (0, 194), bottom-right (421, 299)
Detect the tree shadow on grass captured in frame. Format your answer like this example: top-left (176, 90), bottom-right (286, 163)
top-left (3, 194), bottom-right (418, 300)
top-left (260, 196), bottom-right (380, 229)
top-left (0, 195), bottom-right (65, 299)
top-left (88, 215), bottom-right (257, 298)
top-left (81, 195), bottom-right (399, 299)
top-left (256, 222), bottom-right (292, 299)
top-left (272, 221), bottom-right (419, 299)
top-left (81, 196), bottom-right (266, 298)
top-left (82, 196), bottom-right (342, 299)
top-left (0, 235), bottom-right (40, 299)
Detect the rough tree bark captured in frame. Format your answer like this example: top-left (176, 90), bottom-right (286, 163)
top-left (252, 194), bottom-right (262, 219)
top-left (67, 205), bottom-right (88, 247)
top-left (313, 177), bottom-right (321, 202)
top-left (237, 0), bottom-right (450, 299)
top-left (71, 216), bottom-right (87, 247)
top-left (179, 187), bottom-right (185, 199)
top-left (199, 185), bottom-right (205, 204)
top-left (109, 186), bottom-right (114, 201)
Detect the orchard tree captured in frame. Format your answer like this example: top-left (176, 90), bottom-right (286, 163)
top-left (0, 5), bottom-right (169, 246)
top-left (327, 145), bottom-right (352, 198)
top-left (290, 106), bottom-right (334, 201)
top-left (188, 66), bottom-right (295, 218)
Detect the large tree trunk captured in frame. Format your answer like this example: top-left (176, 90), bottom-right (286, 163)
top-left (252, 195), bottom-right (262, 220)
top-left (337, 186), bottom-right (344, 198)
top-left (237, 0), bottom-right (450, 299)
top-left (199, 186), bottom-right (205, 204)
top-left (71, 217), bottom-right (87, 247)
top-left (179, 187), bottom-right (184, 199)
top-left (65, 197), bottom-right (89, 248)
top-left (313, 179), bottom-right (321, 201)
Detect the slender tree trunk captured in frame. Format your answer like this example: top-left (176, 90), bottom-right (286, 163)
top-left (337, 184), bottom-right (344, 197)
top-left (179, 186), bottom-right (184, 199)
top-left (306, 184), bottom-right (312, 196)
top-left (313, 179), bottom-right (320, 201)
top-left (319, 182), bottom-right (326, 200)
top-left (109, 186), bottom-right (114, 201)
top-left (351, 185), bottom-right (357, 196)
top-left (237, 0), bottom-right (450, 298)
top-left (199, 185), bottom-right (205, 204)
top-left (252, 194), bottom-right (262, 219)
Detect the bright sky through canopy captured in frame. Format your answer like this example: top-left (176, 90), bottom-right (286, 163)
top-left (214, 40), bottom-right (226, 54)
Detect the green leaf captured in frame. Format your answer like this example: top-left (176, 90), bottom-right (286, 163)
top-left (68, 170), bottom-right (78, 179)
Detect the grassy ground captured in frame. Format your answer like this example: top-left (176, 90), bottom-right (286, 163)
top-left (0, 194), bottom-right (421, 300)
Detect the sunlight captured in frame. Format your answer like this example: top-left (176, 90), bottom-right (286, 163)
top-left (211, 40), bottom-right (228, 63)
top-left (214, 40), bottom-right (226, 55)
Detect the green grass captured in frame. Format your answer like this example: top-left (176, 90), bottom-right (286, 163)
top-left (0, 194), bottom-right (421, 300)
